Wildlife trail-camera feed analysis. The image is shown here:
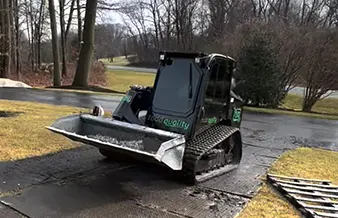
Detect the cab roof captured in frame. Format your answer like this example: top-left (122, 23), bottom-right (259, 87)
top-left (159, 51), bottom-right (236, 63)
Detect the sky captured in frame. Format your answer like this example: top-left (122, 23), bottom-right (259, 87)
top-left (96, 9), bottom-right (125, 25)
top-left (43, 0), bottom-right (127, 36)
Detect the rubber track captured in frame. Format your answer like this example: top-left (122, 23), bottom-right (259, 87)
top-left (181, 124), bottom-right (240, 185)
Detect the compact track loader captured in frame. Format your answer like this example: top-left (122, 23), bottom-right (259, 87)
top-left (47, 51), bottom-right (245, 185)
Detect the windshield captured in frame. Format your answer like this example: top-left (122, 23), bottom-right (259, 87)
top-left (152, 57), bottom-right (202, 115)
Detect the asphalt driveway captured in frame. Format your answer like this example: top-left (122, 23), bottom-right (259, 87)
top-left (0, 87), bottom-right (337, 218)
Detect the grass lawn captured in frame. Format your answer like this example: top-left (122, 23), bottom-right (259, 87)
top-left (237, 147), bottom-right (338, 218)
top-left (244, 106), bottom-right (338, 120)
top-left (0, 100), bottom-right (89, 161)
top-left (99, 55), bottom-right (132, 66)
top-left (105, 70), bottom-right (155, 93)
top-left (244, 94), bottom-right (338, 120)
top-left (38, 70), bottom-right (155, 95)
top-left (283, 94), bottom-right (338, 115)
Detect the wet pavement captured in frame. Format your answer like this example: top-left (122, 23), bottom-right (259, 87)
top-left (0, 87), bottom-right (122, 110)
top-left (107, 65), bottom-right (157, 74)
top-left (0, 87), bottom-right (338, 218)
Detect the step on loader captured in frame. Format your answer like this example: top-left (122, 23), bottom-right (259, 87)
top-left (47, 51), bottom-right (245, 185)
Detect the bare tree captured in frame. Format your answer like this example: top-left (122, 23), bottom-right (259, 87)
top-left (72, 0), bottom-right (98, 87)
top-left (14, 0), bottom-right (20, 78)
top-left (65, 0), bottom-right (76, 41)
top-left (36, 0), bottom-right (47, 68)
top-left (9, 0), bottom-right (15, 73)
top-left (207, 0), bottom-right (227, 41)
top-left (94, 23), bottom-right (126, 58)
top-left (48, 0), bottom-right (61, 86)
top-left (76, 0), bottom-right (82, 49)
top-left (301, 30), bottom-right (338, 112)
top-left (59, 0), bottom-right (67, 76)
top-left (0, 0), bottom-right (12, 78)
top-left (4, 0), bottom-right (336, 99)
top-left (20, 0), bottom-right (48, 71)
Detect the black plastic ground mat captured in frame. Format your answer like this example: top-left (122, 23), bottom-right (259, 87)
top-left (267, 173), bottom-right (338, 218)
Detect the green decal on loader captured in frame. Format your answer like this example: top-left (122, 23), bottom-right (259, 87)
top-left (200, 117), bottom-right (217, 124)
top-left (122, 95), bottom-right (132, 103)
top-left (208, 117), bottom-right (217, 124)
top-left (147, 115), bottom-right (190, 131)
top-left (163, 119), bottom-right (190, 131)
top-left (232, 108), bottom-right (242, 123)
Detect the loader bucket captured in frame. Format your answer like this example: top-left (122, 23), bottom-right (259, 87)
top-left (46, 114), bottom-right (186, 170)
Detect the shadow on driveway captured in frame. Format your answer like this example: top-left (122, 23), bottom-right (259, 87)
top-left (0, 145), bottom-right (249, 218)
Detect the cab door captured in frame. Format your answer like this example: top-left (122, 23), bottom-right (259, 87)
top-left (201, 56), bottom-right (232, 125)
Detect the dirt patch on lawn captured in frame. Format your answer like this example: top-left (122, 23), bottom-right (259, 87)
top-left (0, 111), bottom-right (24, 118)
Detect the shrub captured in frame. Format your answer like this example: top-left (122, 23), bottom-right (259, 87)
top-left (235, 30), bottom-right (285, 108)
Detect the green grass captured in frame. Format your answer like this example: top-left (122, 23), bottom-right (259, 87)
top-left (105, 70), bottom-right (155, 93)
top-left (99, 55), bottom-right (133, 66)
top-left (36, 69), bottom-right (155, 95)
top-left (244, 94), bottom-right (338, 120)
top-left (283, 94), bottom-right (338, 115)
top-left (237, 147), bottom-right (338, 218)
top-left (244, 106), bottom-right (338, 120)
top-left (0, 100), bottom-right (114, 162)
top-left (0, 100), bottom-right (85, 161)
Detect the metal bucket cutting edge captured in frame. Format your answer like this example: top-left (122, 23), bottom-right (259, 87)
top-left (46, 114), bottom-right (186, 170)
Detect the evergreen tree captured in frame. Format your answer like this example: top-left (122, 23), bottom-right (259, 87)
top-left (236, 31), bottom-right (285, 108)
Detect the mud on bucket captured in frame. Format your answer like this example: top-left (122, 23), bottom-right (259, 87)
top-left (47, 114), bottom-right (186, 170)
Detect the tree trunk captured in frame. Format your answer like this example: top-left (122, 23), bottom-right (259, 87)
top-left (72, 0), bottom-right (98, 87)
top-left (59, 0), bottom-right (67, 76)
top-left (3, 0), bottom-right (11, 78)
top-left (65, 0), bottom-right (75, 41)
top-left (174, 0), bottom-right (180, 48)
top-left (29, 2), bottom-right (35, 72)
top-left (14, 0), bottom-right (20, 79)
top-left (0, 0), bottom-right (5, 77)
top-left (302, 100), bottom-right (315, 112)
top-left (302, 87), bottom-right (315, 112)
top-left (24, 0), bottom-right (31, 66)
top-left (76, 0), bottom-right (82, 50)
top-left (48, 0), bottom-right (61, 86)
top-left (9, 0), bottom-right (15, 73)
top-left (124, 42), bottom-right (127, 59)
top-left (37, 36), bottom-right (41, 67)
top-left (37, 0), bottom-right (45, 68)
top-left (0, 0), bottom-right (4, 77)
